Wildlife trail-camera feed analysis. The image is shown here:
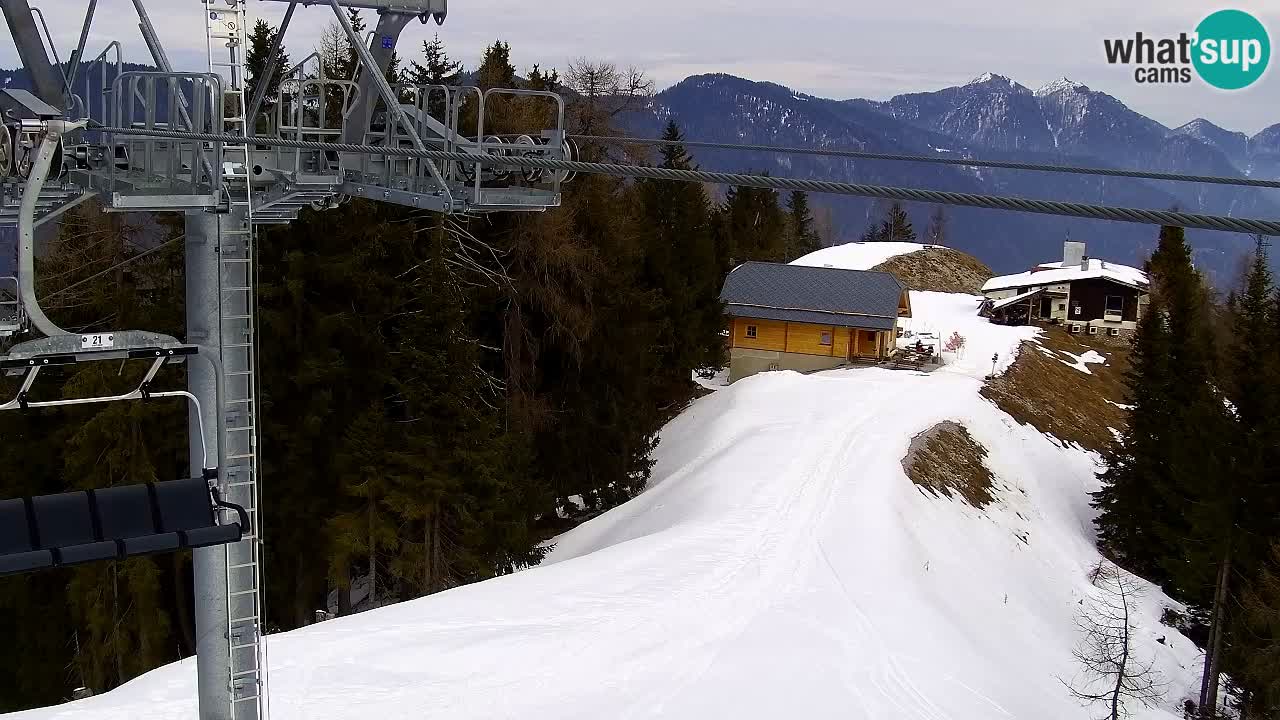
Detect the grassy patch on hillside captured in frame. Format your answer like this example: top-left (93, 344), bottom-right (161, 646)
top-left (981, 327), bottom-right (1131, 453)
top-left (902, 421), bottom-right (996, 508)
top-left (874, 247), bottom-right (993, 294)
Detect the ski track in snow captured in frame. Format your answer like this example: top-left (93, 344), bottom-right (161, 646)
top-left (10, 290), bottom-right (1203, 720)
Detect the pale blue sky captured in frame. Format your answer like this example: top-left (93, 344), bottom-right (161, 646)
top-left (3, 0), bottom-right (1277, 134)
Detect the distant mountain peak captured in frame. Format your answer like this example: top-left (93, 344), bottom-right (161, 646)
top-left (1035, 77), bottom-right (1088, 96)
top-left (1178, 117), bottom-right (1218, 131)
top-left (966, 73), bottom-right (1028, 92)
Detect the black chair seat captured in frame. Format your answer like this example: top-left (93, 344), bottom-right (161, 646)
top-left (57, 540), bottom-right (119, 566)
top-left (185, 524), bottom-right (242, 549)
top-left (0, 549), bottom-right (53, 575)
top-left (121, 533), bottom-right (181, 555)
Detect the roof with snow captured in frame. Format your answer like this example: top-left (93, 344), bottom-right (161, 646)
top-left (982, 258), bottom-right (1148, 293)
top-left (988, 288), bottom-right (1045, 311)
top-left (721, 261), bottom-right (906, 330)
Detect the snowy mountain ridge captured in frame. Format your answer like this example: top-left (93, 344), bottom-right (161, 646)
top-left (641, 73), bottom-right (1279, 282)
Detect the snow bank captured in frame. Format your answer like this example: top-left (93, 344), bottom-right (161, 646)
top-left (791, 241), bottom-right (925, 271)
top-left (12, 294), bottom-right (1201, 720)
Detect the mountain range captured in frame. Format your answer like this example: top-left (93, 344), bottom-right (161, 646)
top-left (634, 73), bottom-right (1280, 280)
top-left (3, 66), bottom-right (1277, 280)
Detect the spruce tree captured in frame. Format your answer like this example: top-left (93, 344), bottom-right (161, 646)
top-left (408, 33), bottom-right (462, 118)
top-left (245, 19), bottom-right (290, 126)
top-left (638, 120), bottom-right (726, 397)
top-left (784, 191), bottom-right (821, 261)
top-left (718, 184), bottom-right (786, 263)
top-left (879, 201), bottom-right (917, 242)
top-left (1092, 225), bottom-right (1238, 716)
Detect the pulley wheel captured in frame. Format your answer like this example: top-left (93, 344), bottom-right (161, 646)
top-left (0, 124), bottom-right (11, 178)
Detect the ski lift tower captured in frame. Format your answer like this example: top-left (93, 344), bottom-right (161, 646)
top-left (0, 1), bottom-right (574, 719)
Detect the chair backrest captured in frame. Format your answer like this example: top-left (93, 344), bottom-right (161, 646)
top-left (0, 498), bottom-right (35, 554)
top-left (95, 484), bottom-right (160, 541)
top-left (30, 492), bottom-right (98, 549)
top-left (154, 478), bottom-right (216, 533)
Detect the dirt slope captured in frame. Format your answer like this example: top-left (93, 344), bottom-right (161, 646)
top-left (873, 246), bottom-right (993, 294)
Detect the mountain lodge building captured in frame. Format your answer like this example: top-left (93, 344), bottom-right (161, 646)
top-left (979, 241), bottom-right (1149, 337)
top-left (720, 262), bottom-right (912, 383)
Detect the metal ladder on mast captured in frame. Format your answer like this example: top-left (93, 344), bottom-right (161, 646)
top-left (205, 2), bottom-right (266, 718)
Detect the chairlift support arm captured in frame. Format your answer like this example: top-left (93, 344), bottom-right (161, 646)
top-left (0, 0), bottom-right (64, 106)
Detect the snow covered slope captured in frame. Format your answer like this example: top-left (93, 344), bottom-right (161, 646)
top-left (12, 293), bottom-right (1202, 720)
top-left (791, 241), bottom-right (924, 270)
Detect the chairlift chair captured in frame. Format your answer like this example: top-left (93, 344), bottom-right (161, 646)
top-left (0, 477), bottom-right (249, 577)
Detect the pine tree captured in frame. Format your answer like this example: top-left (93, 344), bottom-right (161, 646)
top-left (637, 120), bottom-right (727, 398)
top-left (476, 40), bottom-right (515, 89)
top-left (408, 33), bottom-right (462, 118)
top-left (879, 201), bottom-right (917, 242)
top-left (860, 222), bottom-right (884, 243)
top-left (1092, 225), bottom-right (1235, 717)
top-left (784, 191), bottom-right (821, 261)
top-left (718, 185), bottom-right (786, 263)
top-left (245, 19), bottom-right (290, 128)
top-left (1239, 543), bottom-right (1280, 716)
top-left (1213, 237), bottom-right (1280, 714)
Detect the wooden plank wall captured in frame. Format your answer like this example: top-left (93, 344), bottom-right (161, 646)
top-left (732, 318), bottom-right (869, 358)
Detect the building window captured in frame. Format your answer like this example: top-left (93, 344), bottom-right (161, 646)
top-left (745, 324), bottom-right (757, 339)
top-left (1105, 295), bottom-right (1124, 316)
top-left (1056, 303), bottom-right (1065, 312)
top-left (1071, 302), bottom-right (1082, 316)
top-left (820, 331), bottom-right (832, 346)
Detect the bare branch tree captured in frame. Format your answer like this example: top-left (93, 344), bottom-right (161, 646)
top-left (1063, 561), bottom-right (1167, 720)
top-left (563, 59), bottom-right (653, 160)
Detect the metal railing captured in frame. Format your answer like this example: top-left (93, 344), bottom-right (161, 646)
top-left (108, 71), bottom-right (224, 197)
top-left (273, 52), bottom-right (361, 178)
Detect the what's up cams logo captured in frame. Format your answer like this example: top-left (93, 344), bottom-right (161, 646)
top-left (1104, 9), bottom-right (1270, 89)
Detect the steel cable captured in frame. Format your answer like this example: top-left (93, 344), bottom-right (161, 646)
top-left (99, 126), bottom-right (1280, 236)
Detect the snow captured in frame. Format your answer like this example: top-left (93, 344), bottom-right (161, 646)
top-left (12, 292), bottom-right (1202, 720)
top-left (984, 258), bottom-right (1148, 293)
top-left (693, 367), bottom-right (731, 391)
top-left (791, 242), bottom-right (925, 271)
top-left (1056, 349), bottom-right (1107, 375)
top-left (1036, 78), bottom-right (1088, 96)
top-left (899, 291), bottom-right (1037, 377)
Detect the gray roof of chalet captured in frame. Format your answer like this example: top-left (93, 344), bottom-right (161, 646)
top-left (720, 262), bottom-right (905, 331)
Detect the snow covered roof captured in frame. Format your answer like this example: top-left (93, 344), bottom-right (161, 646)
top-left (722, 261), bottom-right (906, 329)
top-left (982, 258), bottom-right (1148, 293)
top-left (988, 288), bottom-right (1045, 311)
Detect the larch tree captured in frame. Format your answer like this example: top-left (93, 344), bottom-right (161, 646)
top-left (1064, 562), bottom-right (1166, 720)
top-left (925, 205), bottom-right (948, 245)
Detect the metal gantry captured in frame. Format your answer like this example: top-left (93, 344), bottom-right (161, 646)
top-left (0, 1), bottom-right (571, 719)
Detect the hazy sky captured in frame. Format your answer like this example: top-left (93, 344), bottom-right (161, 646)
top-left (3, 0), bottom-right (1277, 134)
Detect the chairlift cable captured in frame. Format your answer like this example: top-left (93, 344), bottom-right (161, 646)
top-left (97, 126), bottom-right (1280, 236)
top-left (571, 134), bottom-right (1280, 190)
